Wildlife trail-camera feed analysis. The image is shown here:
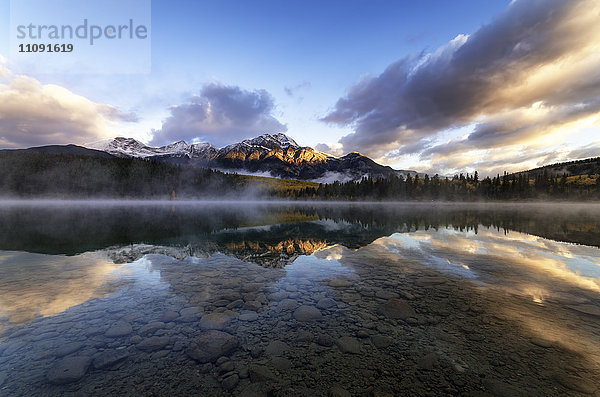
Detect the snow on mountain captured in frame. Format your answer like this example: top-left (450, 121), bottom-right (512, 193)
top-left (86, 137), bottom-right (215, 159)
top-left (85, 133), bottom-right (419, 181)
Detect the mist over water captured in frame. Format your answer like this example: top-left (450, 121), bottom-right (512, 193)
top-left (0, 202), bottom-right (599, 395)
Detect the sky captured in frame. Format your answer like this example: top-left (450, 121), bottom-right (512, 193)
top-left (0, 0), bottom-right (599, 176)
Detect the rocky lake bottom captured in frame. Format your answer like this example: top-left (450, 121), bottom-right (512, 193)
top-left (0, 202), bottom-right (599, 396)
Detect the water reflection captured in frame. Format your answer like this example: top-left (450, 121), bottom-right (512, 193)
top-left (0, 251), bottom-right (123, 327)
top-left (374, 228), bottom-right (600, 297)
top-left (0, 202), bottom-right (599, 396)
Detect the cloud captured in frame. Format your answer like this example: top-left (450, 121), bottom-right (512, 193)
top-left (321, 0), bottom-right (600, 174)
top-left (419, 147), bottom-right (566, 177)
top-left (422, 100), bottom-right (600, 158)
top-left (567, 142), bottom-right (600, 160)
top-left (150, 83), bottom-right (287, 147)
top-left (314, 142), bottom-right (344, 157)
top-left (0, 61), bottom-right (137, 149)
top-left (284, 81), bottom-right (311, 97)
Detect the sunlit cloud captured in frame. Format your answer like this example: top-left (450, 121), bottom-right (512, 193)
top-left (321, 0), bottom-right (600, 175)
top-left (0, 57), bottom-right (137, 149)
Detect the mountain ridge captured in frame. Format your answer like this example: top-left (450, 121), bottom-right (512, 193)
top-left (87, 133), bottom-right (419, 182)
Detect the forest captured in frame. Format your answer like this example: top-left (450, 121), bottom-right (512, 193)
top-left (0, 151), bottom-right (598, 200)
top-left (288, 170), bottom-right (600, 200)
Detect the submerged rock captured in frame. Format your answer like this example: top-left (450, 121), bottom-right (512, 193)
top-left (271, 356), bottom-right (292, 371)
top-left (186, 330), bottom-right (238, 363)
top-left (222, 373), bottom-right (239, 390)
top-left (317, 297), bottom-right (337, 309)
top-left (378, 299), bottom-right (415, 320)
top-left (161, 310), bottom-right (180, 322)
top-left (238, 311), bottom-right (259, 321)
top-left (105, 321), bottom-right (132, 338)
top-left (264, 340), bottom-right (289, 356)
top-left (336, 337), bottom-right (361, 354)
top-left (199, 313), bottom-right (231, 330)
top-left (92, 350), bottom-right (130, 370)
top-left (139, 321), bottom-right (165, 336)
top-left (55, 342), bottom-right (84, 358)
top-left (249, 365), bottom-right (278, 382)
top-left (47, 356), bottom-right (92, 384)
top-left (329, 279), bottom-right (353, 288)
top-left (137, 336), bottom-right (170, 352)
top-left (328, 385), bottom-right (351, 397)
top-left (293, 305), bottom-right (323, 321)
top-left (370, 335), bottom-right (393, 349)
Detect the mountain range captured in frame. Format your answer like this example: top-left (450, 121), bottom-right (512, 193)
top-left (86, 133), bottom-right (418, 182)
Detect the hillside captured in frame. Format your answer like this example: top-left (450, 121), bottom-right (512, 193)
top-left (512, 157), bottom-right (600, 177)
top-left (0, 151), bottom-right (317, 199)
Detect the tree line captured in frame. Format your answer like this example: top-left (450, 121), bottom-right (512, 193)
top-left (1, 152), bottom-right (599, 201)
top-left (288, 170), bottom-right (600, 200)
top-left (0, 152), bottom-right (258, 198)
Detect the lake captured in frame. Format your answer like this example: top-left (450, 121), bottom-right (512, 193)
top-left (0, 201), bottom-right (599, 396)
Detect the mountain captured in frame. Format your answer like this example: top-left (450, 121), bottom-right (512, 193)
top-left (87, 133), bottom-right (418, 182)
top-left (0, 144), bottom-right (114, 158)
top-left (511, 157), bottom-right (600, 178)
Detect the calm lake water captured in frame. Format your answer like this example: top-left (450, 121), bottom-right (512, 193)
top-left (0, 201), bottom-right (599, 396)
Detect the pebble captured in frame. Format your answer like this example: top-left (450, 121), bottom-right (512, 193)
top-left (279, 299), bottom-right (300, 311)
top-left (329, 385), bottom-right (351, 397)
top-left (336, 337), bottom-right (361, 354)
top-left (370, 335), bottom-right (393, 349)
top-left (160, 311), bottom-right (180, 322)
top-left (92, 350), bottom-right (130, 370)
top-left (139, 322), bottom-right (165, 336)
top-left (317, 335), bottom-right (334, 347)
top-left (271, 356), bottom-right (292, 371)
top-left (222, 373), bottom-right (239, 390)
top-left (265, 340), bottom-right (289, 356)
top-left (55, 342), bottom-right (84, 358)
top-left (317, 298), bottom-right (337, 309)
top-left (239, 311), bottom-right (259, 321)
top-left (199, 313), bottom-right (231, 330)
top-left (219, 360), bottom-right (235, 373)
top-left (136, 336), bottom-right (170, 352)
top-left (329, 279), bottom-right (353, 288)
top-left (249, 365), bottom-right (278, 382)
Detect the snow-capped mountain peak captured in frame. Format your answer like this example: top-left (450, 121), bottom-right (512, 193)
top-left (86, 137), bottom-right (193, 158)
top-left (85, 133), bottom-right (418, 181)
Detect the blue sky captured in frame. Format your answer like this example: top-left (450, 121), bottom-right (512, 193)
top-left (0, 0), bottom-right (599, 176)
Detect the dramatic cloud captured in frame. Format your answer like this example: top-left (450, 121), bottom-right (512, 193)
top-left (321, 0), bottom-right (600, 174)
top-left (0, 61), bottom-right (136, 149)
top-left (150, 83), bottom-right (287, 147)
